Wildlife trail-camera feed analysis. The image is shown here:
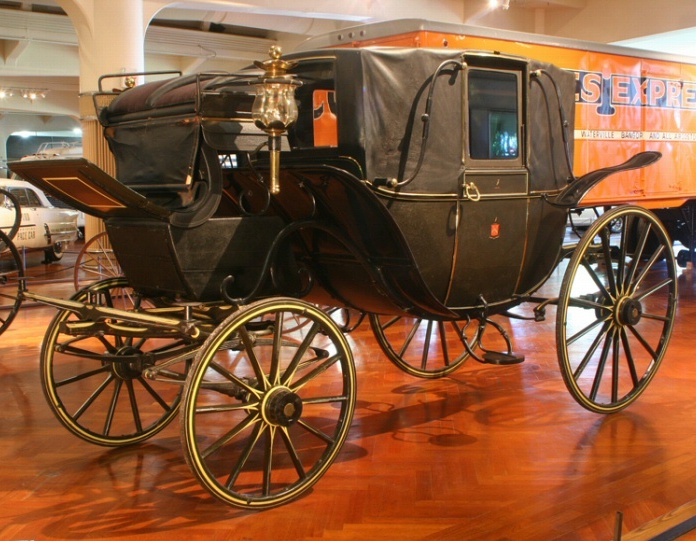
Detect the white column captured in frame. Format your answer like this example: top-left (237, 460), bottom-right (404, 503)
top-left (57, 0), bottom-right (149, 240)
top-left (59, 0), bottom-right (147, 92)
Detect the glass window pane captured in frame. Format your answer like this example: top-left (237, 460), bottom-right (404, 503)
top-left (26, 189), bottom-right (42, 207)
top-left (468, 70), bottom-right (519, 160)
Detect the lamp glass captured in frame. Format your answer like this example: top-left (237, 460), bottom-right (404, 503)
top-left (252, 82), bottom-right (299, 132)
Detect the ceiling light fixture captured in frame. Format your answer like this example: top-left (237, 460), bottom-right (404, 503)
top-left (21, 89), bottom-right (47, 102)
top-left (488, 0), bottom-right (511, 9)
top-left (0, 86), bottom-right (48, 102)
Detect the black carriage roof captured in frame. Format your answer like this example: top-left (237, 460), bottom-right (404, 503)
top-left (284, 46), bottom-right (575, 192)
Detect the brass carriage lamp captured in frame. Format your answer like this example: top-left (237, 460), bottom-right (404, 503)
top-left (252, 45), bottom-right (302, 194)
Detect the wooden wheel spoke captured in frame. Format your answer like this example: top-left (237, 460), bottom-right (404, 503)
top-left (627, 247), bottom-right (664, 295)
top-left (400, 318), bottom-right (423, 358)
top-left (599, 229), bottom-right (618, 295)
top-left (566, 311), bottom-right (610, 346)
top-left (125, 379), bottom-right (143, 433)
top-left (209, 360), bottom-right (261, 399)
top-left (291, 353), bottom-right (342, 392)
top-left (302, 394), bottom-right (349, 405)
top-left (103, 378), bottom-right (123, 436)
top-left (380, 315), bottom-right (401, 331)
top-left (202, 412), bottom-right (261, 460)
top-left (581, 259), bottom-right (613, 301)
top-left (263, 426), bottom-right (275, 496)
top-left (56, 332), bottom-right (117, 358)
top-left (620, 327), bottom-right (641, 387)
top-left (269, 313), bottom-right (284, 386)
top-left (226, 421), bottom-right (265, 490)
top-left (568, 296), bottom-right (611, 311)
top-left (296, 418), bottom-right (335, 445)
top-left (279, 427), bottom-right (306, 480)
top-left (438, 321), bottom-right (451, 368)
top-left (54, 364), bottom-right (111, 388)
top-left (281, 321), bottom-right (322, 386)
top-left (147, 339), bottom-right (197, 357)
top-left (94, 333), bottom-right (121, 354)
top-left (634, 277), bottom-right (674, 303)
top-left (136, 376), bottom-right (174, 411)
top-left (420, 320), bottom-right (434, 370)
top-left (238, 325), bottom-right (268, 391)
top-left (628, 219), bottom-right (652, 269)
top-left (70, 374), bottom-right (114, 423)
top-left (611, 332), bottom-right (621, 403)
top-left (626, 324), bottom-right (659, 361)
top-left (588, 330), bottom-right (613, 401)
top-left (572, 320), bottom-right (611, 379)
top-left (640, 311), bottom-right (671, 323)
top-left (448, 320), bottom-right (467, 344)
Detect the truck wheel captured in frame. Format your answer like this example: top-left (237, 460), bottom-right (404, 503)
top-left (44, 242), bottom-right (64, 263)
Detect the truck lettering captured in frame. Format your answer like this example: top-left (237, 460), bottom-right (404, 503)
top-left (647, 79), bottom-right (666, 106)
top-left (574, 69), bottom-right (696, 116)
top-left (684, 82), bottom-right (696, 107)
top-left (15, 229), bottom-right (36, 241)
top-left (612, 75), bottom-right (632, 105)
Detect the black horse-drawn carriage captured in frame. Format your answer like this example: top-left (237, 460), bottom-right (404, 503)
top-left (8, 46), bottom-right (677, 509)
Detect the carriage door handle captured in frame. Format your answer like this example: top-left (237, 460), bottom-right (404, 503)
top-left (465, 181), bottom-right (481, 201)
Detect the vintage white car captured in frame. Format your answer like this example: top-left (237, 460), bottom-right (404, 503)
top-left (0, 177), bottom-right (79, 262)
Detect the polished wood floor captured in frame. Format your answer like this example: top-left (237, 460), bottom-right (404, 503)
top-left (3, 242), bottom-right (696, 541)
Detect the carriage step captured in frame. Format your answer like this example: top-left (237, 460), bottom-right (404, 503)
top-left (482, 351), bottom-right (525, 365)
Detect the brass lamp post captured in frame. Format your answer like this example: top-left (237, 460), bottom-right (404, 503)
top-left (252, 46), bottom-right (302, 194)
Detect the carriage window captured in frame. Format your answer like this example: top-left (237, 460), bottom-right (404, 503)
top-left (468, 69), bottom-right (519, 160)
top-left (288, 59), bottom-right (337, 149)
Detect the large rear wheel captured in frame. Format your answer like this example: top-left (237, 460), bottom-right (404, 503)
top-left (369, 314), bottom-right (475, 378)
top-left (557, 206), bottom-right (677, 413)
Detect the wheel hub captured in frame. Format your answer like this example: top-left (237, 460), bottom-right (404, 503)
top-left (263, 388), bottom-right (303, 427)
top-left (110, 346), bottom-right (144, 379)
top-left (617, 297), bottom-right (642, 326)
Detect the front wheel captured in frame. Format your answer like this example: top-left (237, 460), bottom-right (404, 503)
top-left (40, 278), bottom-right (195, 446)
top-left (181, 297), bottom-right (356, 509)
top-left (557, 206), bottom-right (677, 413)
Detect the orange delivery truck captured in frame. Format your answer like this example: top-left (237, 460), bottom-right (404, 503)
top-left (298, 19), bottom-right (696, 266)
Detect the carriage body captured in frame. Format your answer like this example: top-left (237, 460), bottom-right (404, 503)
top-left (29, 48), bottom-right (576, 319)
top-left (7, 45), bottom-right (677, 510)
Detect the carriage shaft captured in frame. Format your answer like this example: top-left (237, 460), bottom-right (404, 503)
top-left (21, 290), bottom-right (202, 338)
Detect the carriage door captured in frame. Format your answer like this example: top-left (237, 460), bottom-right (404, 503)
top-left (447, 63), bottom-right (529, 309)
